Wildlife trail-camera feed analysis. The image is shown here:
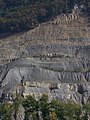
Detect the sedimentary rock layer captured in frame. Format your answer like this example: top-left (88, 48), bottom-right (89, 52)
top-left (0, 13), bottom-right (90, 103)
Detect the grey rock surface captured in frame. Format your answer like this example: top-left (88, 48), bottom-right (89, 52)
top-left (0, 13), bottom-right (90, 103)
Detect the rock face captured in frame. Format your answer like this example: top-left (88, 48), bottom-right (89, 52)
top-left (0, 10), bottom-right (90, 103)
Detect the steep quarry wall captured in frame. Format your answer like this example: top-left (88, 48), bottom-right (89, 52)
top-left (0, 11), bottom-right (90, 103)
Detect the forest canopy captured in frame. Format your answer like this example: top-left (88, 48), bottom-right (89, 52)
top-left (0, 95), bottom-right (90, 120)
top-left (0, 0), bottom-right (90, 34)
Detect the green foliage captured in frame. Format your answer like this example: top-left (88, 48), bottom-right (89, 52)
top-left (63, 101), bottom-right (81, 120)
top-left (22, 96), bottom-right (39, 120)
top-left (12, 94), bottom-right (23, 119)
top-left (83, 103), bottom-right (90, 114)
top-left (50, 100), bottom-right (66, 120)
top-left (39, 94), bottom-right (50, 120)
top-left (82, 103), bottom-right (90, 120)
top-left (0, 102), bottom-right (12, 120)
top-left (0, 94), bottom-right (90, 120)
top-left (0, 0), bottom-right (89, 34)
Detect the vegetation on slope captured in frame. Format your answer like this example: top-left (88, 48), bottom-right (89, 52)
top-left (0, 0), bottom-right (90, 34)
top-left (0, 94), bottom-right (90, 120)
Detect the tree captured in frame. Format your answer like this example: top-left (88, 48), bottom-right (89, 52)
top-left (63, 101), bottom-right (81, 120)
top-left (50, 100), bottom-right (66, 120)
top-left (82, 103), bottom-right (90, 120)
top-left (39, 94), bottom-right (50, 120)
top-left (0, 102), bottom-right (12, 120)
top-left (22, 95), bottom-right (39, 120)
top-left (0, 0), bottom-right (89, 34)
top-left (12, 93), bottom-right (23, 120)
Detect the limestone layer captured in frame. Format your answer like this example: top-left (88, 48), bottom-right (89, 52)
top-left (0, 13), bottom-right (90, 103)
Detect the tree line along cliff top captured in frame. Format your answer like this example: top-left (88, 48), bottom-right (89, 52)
top-left (0, 0), bottom-right (89, 35)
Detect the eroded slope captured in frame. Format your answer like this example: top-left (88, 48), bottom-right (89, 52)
top-left (0, 12), bottom-right (90, 103)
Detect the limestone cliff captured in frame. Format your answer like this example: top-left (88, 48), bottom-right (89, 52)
top-left (0, 10), bottom-right (90, 103)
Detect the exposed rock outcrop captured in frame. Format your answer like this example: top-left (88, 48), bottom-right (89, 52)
top-left (0, 9), bottom-right (90, 103)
